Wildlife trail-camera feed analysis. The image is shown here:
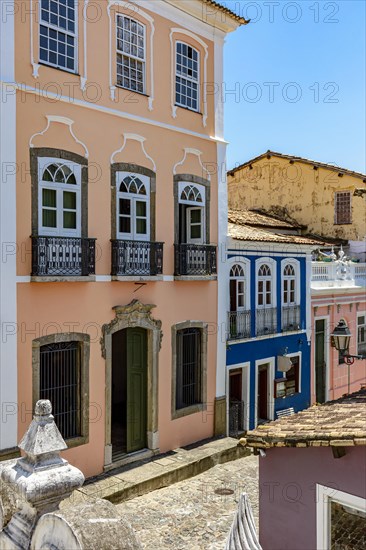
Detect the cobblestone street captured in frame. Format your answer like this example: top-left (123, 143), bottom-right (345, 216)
top-left (116, 454), bottom-right (258, 549)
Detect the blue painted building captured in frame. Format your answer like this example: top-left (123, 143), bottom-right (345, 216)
top-left (225, 210), bottom-right (322, 433)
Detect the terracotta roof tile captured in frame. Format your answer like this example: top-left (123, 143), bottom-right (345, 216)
top-left (202, 1), bottom-right (249, 24)
top-left (228, 222), bottom-right (327, 246)
top-left (228, 209), bottom-right (300, 229)
top-left (240, 388), bottom-right (366, 449)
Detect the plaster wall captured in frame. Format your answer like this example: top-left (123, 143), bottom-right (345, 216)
top-left (311, 298), bottom-right (366, 403)
top-left (228, 156), bottom-right (366, 241)
top-left (258, 446), bottom-right (366, 550)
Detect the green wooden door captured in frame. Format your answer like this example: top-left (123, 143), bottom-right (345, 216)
top-left (315, 319), bottom-right (326, 403)
top-left (126, 328), bottom-right (147, 453)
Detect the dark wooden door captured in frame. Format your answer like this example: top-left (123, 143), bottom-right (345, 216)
top-left (229, 370), bottom-right (242, 401)
top-left (258, 367), bottom-right (268, 420)
top-left (126, 328), bottom-right (147, 453)
top-left (315, 319), bottom-right (326, 403)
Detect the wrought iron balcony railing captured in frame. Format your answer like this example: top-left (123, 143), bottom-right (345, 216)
top-left (282, 305), bottom-right (301, 331)
top-left (111, 239), bottom-right (164, 276)
top-left (174, 244), bottom-right (217, 276)
top-left (256, 307), bottom-right (277, 336)
top-left (228, 310), bottom-right (251, 340)
top-left (31, 236), bottom-right (96, 277)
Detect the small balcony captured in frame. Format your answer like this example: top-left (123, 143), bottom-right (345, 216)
top-left (174, 244), bottom-right (217, 276)
top-left (282, 305), bottom-right (301, 332)
top-left (111, 240), bottom-right (164, 277)
top-left (228, 310), bottom-right (251, 340)
top-left (31, 236), bottom-right (96, 277)
top-left (256, 307), bottom-right (277, 336)
top-left (311, 261), bottom-right (366, 288)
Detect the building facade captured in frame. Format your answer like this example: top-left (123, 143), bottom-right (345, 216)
top-left (225, 210), bottom-right (321, 433)
top-left (0, 0), bottom-right (246, 476)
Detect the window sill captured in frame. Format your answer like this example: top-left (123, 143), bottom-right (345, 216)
top-left (31, 276), bottom-right (96, 283)
top-left (334, 222), bottom-right (352, 225)
top-left (115, 84), bottom-right (150, 99)
top-left (172, 403), bottom-right (206, 420)
top-left (175, 103), bottom-right (202, 116)
top-left (65, 435), bottom-right (89, 449)
top-left (112, 275), bottom-right (164, 282)
top-left (174, 275), bottom-right (217, 281)
top-left (38, 62), bottom-right (79, 76)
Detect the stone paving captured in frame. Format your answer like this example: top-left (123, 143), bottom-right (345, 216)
top-left (116, 454), bottom-right (259, 550)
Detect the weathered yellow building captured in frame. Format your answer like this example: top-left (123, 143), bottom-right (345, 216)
top-left (228, 151), bottom-right (366, 242)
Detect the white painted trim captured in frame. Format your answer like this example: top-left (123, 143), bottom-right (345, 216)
top-left (81, 0), bottom-right (89, 90)
top-left (254, 358), bottom-right (275, 427)
top-left (173, 148), bottom-right (211, 180)
top-left (29, 115), bottom-right (89, 157)
top-left (356, 311), bottom-right (366, 354)
top-left (283, 350), bottom-right (302, 395)
top-left (5, 81), bottom-right (224, 143)
top-left (226, 362), bottom-right (250, 434)
top-left (313, 315), bottom-right (330, 402)
top-left (227, 329), bottom-right (308, 346)
top-left (0, 0), bottom-right (18, 449)
top-left (216, 141), bottom-right (228, 397)
top-left (110, 133), bottom-right (156, 171)
top-left (227, 256), bottom-right (251, 313)
top-left (255, 257), bottom-right (277, 309)
top-left (108, 1), bottom-right (155, 108)
top-left (316, 484), bottom-right (366, 550)
top-left (214, 35), bottom-right (225, 140)
top-left (116, 172), bottom-right (150, 241)
top-left (281, 258), bottom-right (301, 307)
top-left (170, 28), bottom-right (208, 126)
top-left (30, 0), bottom-right (40, 77)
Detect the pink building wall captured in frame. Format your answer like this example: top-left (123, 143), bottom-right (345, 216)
top-left (311, 294), bottom-right (366, 403)
top-left (258, 446), bottom-right (366, 550)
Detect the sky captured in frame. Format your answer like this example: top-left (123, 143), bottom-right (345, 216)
top-left (222, 0), bottom-right (366, 174)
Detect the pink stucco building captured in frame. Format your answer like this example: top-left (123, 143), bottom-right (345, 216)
top-left (0, 1), bottom-right (247, 476)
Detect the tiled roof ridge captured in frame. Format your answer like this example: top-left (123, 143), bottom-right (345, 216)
top-left (228, 150), bottom-right (366, 181)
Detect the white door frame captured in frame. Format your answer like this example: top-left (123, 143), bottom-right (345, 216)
top-left (254, 357), bottom-right (275, 426)
top-left (226, 362), bottom-right (250, 434)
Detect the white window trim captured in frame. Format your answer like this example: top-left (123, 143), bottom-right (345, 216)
top-left (226, 363), bottom-right (250, 434)
top-left (281, 258), bottom-right (301, 307)
top-left (108, 2), bottom-right (155, 109)
top-left (254, 357), bottom-right (275, 427)
top-left (255, 258), bottom-right (277, 309)
top-left (116, 172), bottom-right (150, 241)
top-left (38, 157), bottom-right (81, 237)
top-left (186, 206), bottom-right (204, 245)
top-left (316, 484), bottom-right (366, 550)
top-left (178, 181), bottom-right (205, 205)
top-left (169, 28), bottom-right (208, 126)
top-left (357, 311), bottom-right (366, 355)
top-left (334, 190), bottom-right (352, 225)
top-left (38, 0), bottom-right (79, 74)
top-left (282, 351), bottom-right (302, 394)
top-left (227, 257), bottom-right (251, 314)
top-left (175, 41), bottom-right (200, 113)
top-left (115, 13), bottom-right (146, 95)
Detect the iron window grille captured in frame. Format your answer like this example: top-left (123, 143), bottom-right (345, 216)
top-left (111, 239), bottom-right (163, 276)
top-left (174, 244), bottom-right (217, 276)
top-left (335, 191), bottom-right (352, 224)
top-left (282, 305), bottom-right (301, 331)
top-left (40, 341), bottom-right (81, 439)
top-left (116, 15), bottom-right (145, 93)
top-left (175, 42), bottom-right (200, 112)
top-left (31, 236), bottom-right (96, 276)
top-left (39, 0), bottom-right (77, 72)
top-left (176, 328), bottom-right (202, 410)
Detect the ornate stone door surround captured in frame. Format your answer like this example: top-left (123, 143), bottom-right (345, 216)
top-left (101, 300), bottom-right (162, 466)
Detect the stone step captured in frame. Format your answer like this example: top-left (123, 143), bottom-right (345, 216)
top-left (76, 437), bottom-right (250, 505)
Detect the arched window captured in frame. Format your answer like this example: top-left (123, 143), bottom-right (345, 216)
top-left (38, 159), bottom-right (81, 236)
top-left (178, 182), bottom-right (205, 244)
top-left (258, 264), bottom-right (272, 306)
top-left (230, 264), bottom-right (245, 311)
top-left (117, 173), bottom-right (150, 241)
top-left (283, 264), bottom-right (296, 305)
